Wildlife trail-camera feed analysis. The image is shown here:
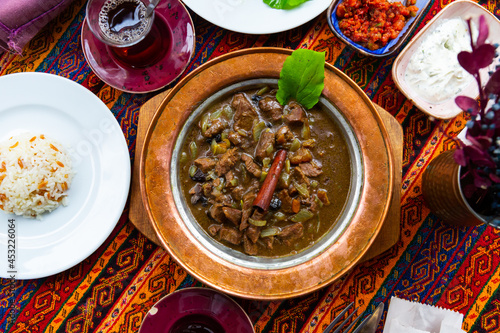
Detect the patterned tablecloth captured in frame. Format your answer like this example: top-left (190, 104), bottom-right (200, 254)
top-left (1, 0), bottom-right (500, 332)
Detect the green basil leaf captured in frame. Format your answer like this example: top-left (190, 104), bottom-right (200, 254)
top-left (263, 0), bottom-right (308, 9)
top-left (276, 49), bottom-right (325, 109)
top-left (263, 0), bottom-right (285, 9)
top-left (284, 0), bottom-right (309, 8)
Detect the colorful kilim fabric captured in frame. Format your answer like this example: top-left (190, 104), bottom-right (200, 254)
top-left (1, 0), bottom-right (500, 332)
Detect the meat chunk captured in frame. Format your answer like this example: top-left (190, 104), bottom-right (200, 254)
top-left (302, 139), bottom-right (316, 148)
top-left (212, 177), bottom-right (223, 188)
top-left (231, 185), bottom-right (244, 201)
top-left (194, 157), bottom-right (216, 172)
top-left (277, 223), bottom-right (304, 246)
top-left (240, 192), bottom-right (256, 231)
top-left (232, 93), bottom-right (258, 133)
top-left (215, 148), bottom-right (240, 176)
top-left (241, 153), bottom-right (261, 178)
top-left (228, 131), bottom-right (245, 146)
top-left (258, 96), bottom-right (283, 121)
top-left (214, 194), bottom-right (234, 207)
top-left (298, 162), bottom-right (322, 177)
top-left (246, 224), bottom-right (261, 243)
top-left (189, 183), bottom-right (203, 205)
top-left (202, 182), bottom-right (212, 197)
top-left (285, 101), bottom-right (307, 124)
top-left (246, 178), bottom-right (261, 193)
top-left (225, 170), bottom-right (236, 187)
top-left (277, 189), bottom-right (294, 213)
top-left (228, 131), bottom-right (252, 150)
top-left (208, 224), bottom-right (222, 237)
top-left (292, 166), bottom-right (311, 186)
top-left (222, 207), bottom-right (242, 226)
top-left (243, 235), bottom-right (258, 255)
top-left (250, 209), bottom-right (265, 221)
top-left (262, 236), bottom-right (274, 250)
top-left (203, 119), bottom-right (227, 138)
top-left (209, 204), bottom-right (226, 223)
top-left (276, 125), bottom-right (294, 145)
top-left (306, 196), bottom-right (321, 213)
top-left (255, 129), bottom-right (275, 160)
top-left (219, 226), bottom-right (243, 245)
top-left (289, 148), bottom-right (312, 164)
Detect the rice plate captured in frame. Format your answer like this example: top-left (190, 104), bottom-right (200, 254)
top-left (0, 133), bottom-right (74, 219)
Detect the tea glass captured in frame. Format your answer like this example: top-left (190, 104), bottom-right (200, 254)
top-left (85, 0), bottom-right (166, 68)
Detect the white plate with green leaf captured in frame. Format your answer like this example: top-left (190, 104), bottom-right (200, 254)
top-left (181, 0), bottom-right (332, 34)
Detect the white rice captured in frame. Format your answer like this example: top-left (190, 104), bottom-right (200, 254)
top-left (0, 133), bottom-right (74, 219)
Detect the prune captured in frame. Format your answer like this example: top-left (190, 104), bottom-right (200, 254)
top-left (251, 94), bottom-right (263, 103)
top-left (190, 168), bottom-right (206, 182)
top-left (205, 133), bottom-right (222, 144)
top-left (269, 197), bottom-right (282, 210)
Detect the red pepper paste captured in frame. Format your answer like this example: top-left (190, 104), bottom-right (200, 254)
top-left (336, 0), bottom-right (418, 50)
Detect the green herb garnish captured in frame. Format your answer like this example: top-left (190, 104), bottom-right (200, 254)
top-left (276, 49), bottom-right (325, 109)
top-left (264, 0), bottom-right (309, 9)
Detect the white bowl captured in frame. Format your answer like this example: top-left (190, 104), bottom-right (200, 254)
top-left (392, 0), bottom-right (500, 119)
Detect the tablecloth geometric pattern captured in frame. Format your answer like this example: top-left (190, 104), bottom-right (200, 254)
top-left (1, 0), bottom-right (500, 332)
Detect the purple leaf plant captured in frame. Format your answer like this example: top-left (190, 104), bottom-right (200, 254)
top-left (453, 15), bottom-right (500, 221)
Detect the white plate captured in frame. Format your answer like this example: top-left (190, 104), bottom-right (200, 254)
top-left (182, 0), bottom-right (331, 34)
top-left (0, 73), bottom-right (131, 279)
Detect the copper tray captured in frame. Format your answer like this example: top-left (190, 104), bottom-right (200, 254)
top-left (138, 48), bottom-right (396, 300)
top-left (129, 94), bottom-right (402, 260)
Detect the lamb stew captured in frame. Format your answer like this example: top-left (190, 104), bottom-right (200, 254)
top-left (178, 86), bottom-right (352, 257)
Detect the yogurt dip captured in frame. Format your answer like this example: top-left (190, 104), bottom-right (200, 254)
top-left (405, 17), bottom-right (475, 104)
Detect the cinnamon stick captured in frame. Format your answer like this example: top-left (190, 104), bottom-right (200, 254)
top-left (253, 149), bottom-right (287, 212)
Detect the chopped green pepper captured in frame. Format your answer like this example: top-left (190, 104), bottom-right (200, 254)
top-left (189, 141), bottom-right (197, 159)
top-left (253, 121), bottom-right (266, 141)
top-left (291, 209), bottom-right (314, 223)
top-left (293, 180), bottom-right (309, 198)
top-left (261, 227), bottom-right (280, 237)
top-left (290, 138), bottom-right (301, 152)
top-left (249, 218), bottom-right (267, 227)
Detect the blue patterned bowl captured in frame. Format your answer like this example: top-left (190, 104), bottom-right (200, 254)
top-left (326, 0), bottom-right (431, 57)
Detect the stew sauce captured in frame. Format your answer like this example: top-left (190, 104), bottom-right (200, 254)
top-left (179, 87), bottom-right (351, 257)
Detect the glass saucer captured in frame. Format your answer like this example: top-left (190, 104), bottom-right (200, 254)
top-left (81, 0), bottom-right (195, 94)
top-left (138, 288), bottom-right (255, 333)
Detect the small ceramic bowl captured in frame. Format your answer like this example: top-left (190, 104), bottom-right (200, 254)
top-left (138, 288), bottom-right (254, 333)
top-left (326, 0), bottom-right (431, 57)
top-left (392, 0), bottom-right (500, 119)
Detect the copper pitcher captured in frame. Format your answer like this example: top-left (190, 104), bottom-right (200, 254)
top-left (422, 149), bottom-right (484, 227)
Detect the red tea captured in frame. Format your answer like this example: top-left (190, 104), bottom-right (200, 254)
top-left (99, 0), bottom-right (169, 68)
top-left (110, 15), bottom-right (170, 68)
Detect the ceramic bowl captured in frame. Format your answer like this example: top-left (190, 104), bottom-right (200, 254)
top-left (139, 288), bottom-right (254, 333)
top-left (392, 0), bottom-right (500, 119)
top-left (326, 0), bottom-right (431, 57)
top-left (139, 48), bottom-right (394, 300)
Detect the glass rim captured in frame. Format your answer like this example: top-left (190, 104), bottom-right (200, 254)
top-left (85, 0), bottom-right (156, 48)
